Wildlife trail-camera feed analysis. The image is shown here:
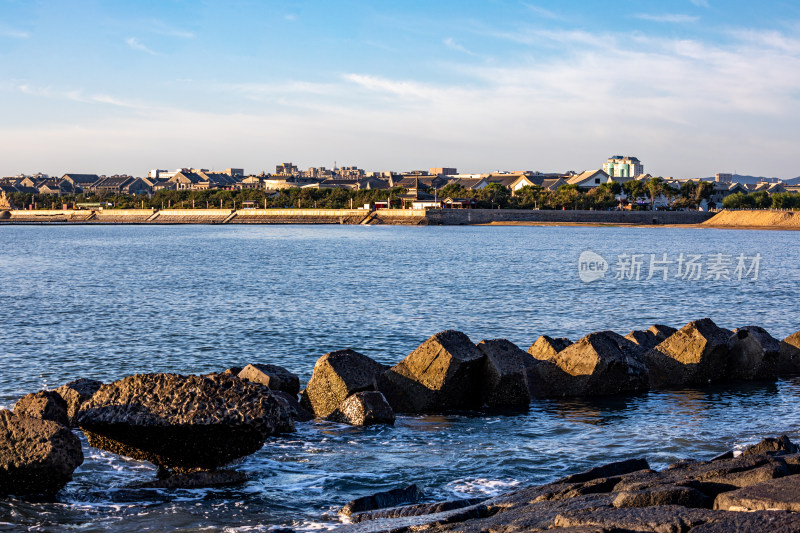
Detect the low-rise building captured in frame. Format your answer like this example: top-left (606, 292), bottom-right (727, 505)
top-left (566, 170), bottom-right (611, 188)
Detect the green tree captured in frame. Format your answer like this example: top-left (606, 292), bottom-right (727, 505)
top-left (476, 183), bottom-right (510, 208)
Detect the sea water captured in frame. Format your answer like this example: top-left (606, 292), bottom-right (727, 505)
top-left (0, 224), bottom-right (798, 531)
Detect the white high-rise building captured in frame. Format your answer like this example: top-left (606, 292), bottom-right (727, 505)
top-left (603, 156), bottom-right (644, 178)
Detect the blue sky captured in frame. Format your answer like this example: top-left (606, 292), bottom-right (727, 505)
top-left (1, 0), bottom-right (799, 178)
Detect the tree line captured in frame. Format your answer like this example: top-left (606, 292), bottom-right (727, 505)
top-left (5, 178), bottom-right (798, 211)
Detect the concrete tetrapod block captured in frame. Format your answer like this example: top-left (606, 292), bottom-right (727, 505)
top-left (238, 363), bottom-right (300, 395)
top-left (300, 349), bottom-right (387, 418)
top-left (644, 318), bottom-right (733, 388)
top-left (378, 330), bottom-right (485, 413)
top-left (475, 339), bottom-right (530, 408)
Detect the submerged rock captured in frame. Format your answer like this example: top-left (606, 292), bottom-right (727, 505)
top-left (645, 318), bottom-right (732, 388)
top-left (341, 484), bottom-right (424, 516)
top-left (78, 373), bottom-right (294, 470)
top-left (0, 410), bottom-right (83, 497)
top-left (13, 391), bottom-right (69, 427)
top-left (378, 330), bottom-right (485, 413)
top-left (529, 331), bottom-right (649, 396)
top-left (300, 349), bottom-right (386, 418)
top-left (476, 339), bottom-right (530, 408)
top-left (726, 326), bottom-right (784, 381)
top-left (238, 364), bottom-right (300, 395)
top-left (326, 391), bottom-right (394, 426)
top-left (54, 378), bottom-right (103, 427)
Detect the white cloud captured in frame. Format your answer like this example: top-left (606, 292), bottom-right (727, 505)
top-left (126, 37), bottom-right (157, 55)
top-left (690, 0), bottom-right (710, 7)
top-left (1, 28), bottom-right (29, 38)
top-left (521, 3), bottom-right (559, 20)
top-left (443, 37), bottom-right (477, 56)
top-left (635, 13), bottom-right (699, 23)
top-left (284, 14), bottom-right (297, 21)
top-left (149, 20), bottom-right (194, 39)
top-left (4, 25), bottom-right (800, 178)
top-left (17, 84), bottom-right (147, 109)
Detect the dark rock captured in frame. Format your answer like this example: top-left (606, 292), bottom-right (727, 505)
top-left (78, 373), bottom-right (294, 470)
top-left (271, 390), bottom-right (313, 422)
top-left (612, 484), bottom-right (711, 508)
top-left (327, 391), bottom-right (395, 426)
top-left (238, 364), bottom-right (300, 395)
top-left (779, 331), bottom-right (800, 374)
top-left (378, 330), bottom-right (485, 413)
top-left (560, 458), bottom-right (650, 484)
top-left (341, 484), bottom-right (424, 516)
top-left (13, 391), bottom-right (69, 427)
top-left (726, 326), bottom-right (784, 380)
top-left (220, 367), bottom-right (242, 377)
top-left (742, 435), bottom-right (799, 456)
top-left (529, 331), bottom-right (649, 396)
top-left (0, 410), bottom-right (83, 497)
top-left (350, 498), bottom-right (482, 523)
top-left (138, 469), bottom-right (248, 489)
top-left (690, 511), bottom-right (800, 533)
top-left (300, 349), bottom-right (386, 418)
top-left (54, 378), bottom-right (103, 427)
top-left (423, 494), bottom-right (615, 533)
top-left (614, 454), bottom-right (792, 499)
top-left (624, 324), bottom-right (678, 350)
top-left (714, 473), bottom-right (800, 511)
top-left (710, 450), bottom-right (734, 461)
top-left (553, 505), bottom-right (723, 533)
top-left (644, 318), bottom-right (733, 388)
top-left (528, 335), bottom-right (573, 360)
top-left (475, 339), bottom-right (530, 408)
top-left (336, 502), bottom-right (492, 533)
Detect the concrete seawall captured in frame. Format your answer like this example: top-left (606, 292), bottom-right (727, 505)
top-left (1, 208), bottom-right (714, 226)
top-left (428, 209), bottom-right (715, 225)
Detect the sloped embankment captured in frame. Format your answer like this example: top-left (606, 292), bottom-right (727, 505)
top-left (703, 210), bottom-right (800, 229)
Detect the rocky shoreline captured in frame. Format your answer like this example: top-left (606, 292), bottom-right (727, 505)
top-left (336, 435), bottom-right (800, 532)
top-left (2, 317), bottom-right (800, 530)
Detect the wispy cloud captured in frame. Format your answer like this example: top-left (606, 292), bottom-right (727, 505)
top-left (126, 37), bottom-right (157, 55)
top-left (17, 84), bottom-right (145, 109)
top-left (635, 13), bottom-right (699, 23)
top-left (443, 37), bottom-right (477, 56)
top-left (690, 0), bottom-right (710, 7)
top-left (149, 20), bottom-right (194, 39)
top-left (1, 28), bottom-right (29, 38)
top-left (284, 14), bottom-right (297, 21)
top-left (521, 3), bottom-right (559, 20)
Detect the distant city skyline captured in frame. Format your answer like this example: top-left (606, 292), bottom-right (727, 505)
top-left (1, 0), bottom-right (799, 179)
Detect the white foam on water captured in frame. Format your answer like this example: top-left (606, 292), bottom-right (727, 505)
top-left (445, 478), bottom-right (521, 499)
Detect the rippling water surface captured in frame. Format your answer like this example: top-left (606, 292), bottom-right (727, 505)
top-left (1, 224), bottom-right (799, 531)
